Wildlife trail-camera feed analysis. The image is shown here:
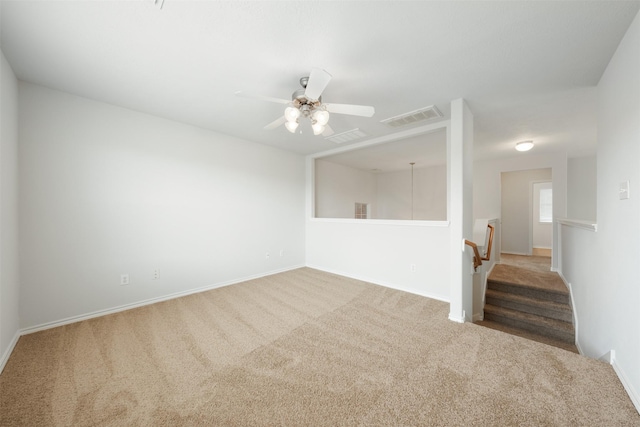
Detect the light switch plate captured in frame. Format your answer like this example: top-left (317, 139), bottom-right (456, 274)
top-left (619, 181), bottom-right (630, 200)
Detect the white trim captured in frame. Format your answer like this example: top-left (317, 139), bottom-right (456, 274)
top-left (557, 218), bottom-right (598, 232)
top-left (611, 351), bottom-right (640, 414)
top-left (501, 251), bottom-right (530, 256)
top-left (448, 312), bottom-right (466, 323)
top-left (308, 218), bottom-right (449, 227)
top-left (20, 265), bottom-right (305, 336)
top-left (557, 270), bottom-right (581, 355)
top-left (472, 312), bottom-right (484, 322)
top-left (305, 264), bottom-right (450, 303)
top-left (0, 331), bottom-right (21, 374)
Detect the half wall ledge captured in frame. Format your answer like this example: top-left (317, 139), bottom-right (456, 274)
top-left (557, 218), bottom-right (598, 232)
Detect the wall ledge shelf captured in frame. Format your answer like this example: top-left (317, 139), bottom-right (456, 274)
top-left (557, 218), bottom-right (597, 232)
top-left (309, 218), bottom-right (450, 227)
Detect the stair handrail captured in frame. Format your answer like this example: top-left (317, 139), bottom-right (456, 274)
top-left (464, 239), bottom-right (483, 270)
top-left (481, 224), bottom-right (495, 261)
top-left (465, 224), bottom-right (495, 271)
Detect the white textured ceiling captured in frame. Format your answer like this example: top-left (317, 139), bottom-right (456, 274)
top-left (321, 129), bottom-right (447, 173)
top-left (2, 1), bottom-right (639, 162)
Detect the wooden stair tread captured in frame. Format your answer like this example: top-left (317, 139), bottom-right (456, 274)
top-left (485, 289), bottom-right (572, 312)
top-left (484, 304), bottom-right (574, 332)
top-left (487, 279), bottom-right (570, 304)
top-left (489, 263), bottom-right (568, 295)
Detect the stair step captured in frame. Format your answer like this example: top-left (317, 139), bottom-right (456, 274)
top-left (484, 304), bottom-right (575, 344)
top-left (473, 320), bottom-right (579, 353)
top-left (488, 279), bottom-right (570, 305)
top-left (485, 289), bottom-right (573, 322)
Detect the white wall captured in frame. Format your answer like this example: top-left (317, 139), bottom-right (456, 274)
top-left (567, 155), bottom-right (597, 221)
top-left (314, 159), bottom-right (376, 218)
top-left (375, 165), bottom-right (446, 220)
top-left (532, 181), bottom-right (552, 249)
top-left (306, 220), bottom-right (450, 301)
top-left (474, 153), bottom-right (567, 269)
top-left (18, 83), bottom-right (306, 329)
top-left (306, 121), bottom-right (452, 303)
top-left (0, 50), bottom-right (20, 370)
top-left (560, 11), bottom-right (640, 411)
top-left (500, 168), bottom-right (552, 255)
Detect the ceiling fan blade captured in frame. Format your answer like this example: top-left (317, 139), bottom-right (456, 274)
top-left (322, 124), bottom-right (335, 137)
top-left (325, 103), bottom-right (375, 117)
top-left (304, 68), bottom-right (332, 101)
top-left (235, 91), bottom-right (290, 105)
top-left (264, 116), bottom-right (286, 130)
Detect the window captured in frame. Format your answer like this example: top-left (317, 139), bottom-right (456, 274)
top-left (355, 202), bottom-right (368, 219)
top-left (539, 188), bottom-right (553, 223)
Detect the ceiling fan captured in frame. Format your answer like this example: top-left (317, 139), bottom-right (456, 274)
top-left (235, 68), bottom-right (375, 136)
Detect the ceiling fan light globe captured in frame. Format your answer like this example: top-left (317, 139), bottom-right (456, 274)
top-left (285, 121), bottom-right (299, 133)
top-left (313, 109), bottom-right (330, 126)
top-left (312, 121), bottom-right (325, 136)
top-left (285, 106), bottom-right (301, 122)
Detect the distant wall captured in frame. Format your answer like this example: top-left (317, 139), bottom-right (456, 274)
top-left (315, 160), bottom-right (446, 220)
top-left (375, 165), bottom-right (446, 220)
top-left (314, 160), bottom-right (376, 219)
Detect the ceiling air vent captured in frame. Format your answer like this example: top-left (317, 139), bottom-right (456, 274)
top-left (325, 128), bottom-right (367, 144)
top-left (381, 105), bottom-right (443, 128)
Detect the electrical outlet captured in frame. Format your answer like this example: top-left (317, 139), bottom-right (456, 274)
top-left (410, 264), bottom-right (416, 272)
top-left (279, 249), bottom-right (284, 257)
top-left (265, 252), bottom-right (270, 260)
top-left (120, 274), bottom-right (129, 286)
top-left (153, 269), bottom-right (160, 280)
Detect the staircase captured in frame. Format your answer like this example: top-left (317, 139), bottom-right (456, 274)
top-left (478, 255), bottom-right (577, 353)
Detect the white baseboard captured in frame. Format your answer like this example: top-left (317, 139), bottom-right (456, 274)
top-left (448, 312), bottom-right (465, 323)
top-left (21, 264), bottom-right (305, 336)
top-left (305, 264), bottom-right (450, 303)
top-left (611, 351), bottom-right (640, 414)
top-left (0, 330), bottom-right (21, 374)
top-left (557, 270), bottom-right (581, 354)
top-left (472, 312), bottom-right (484, 322)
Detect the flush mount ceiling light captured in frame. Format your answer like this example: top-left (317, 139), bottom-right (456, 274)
top-left (515, 140), bottom-right (534, 152)
top-left (235, 68), bottom-right (375, 137)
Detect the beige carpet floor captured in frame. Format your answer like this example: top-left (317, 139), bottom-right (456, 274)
top-left (1, 268), bottom-right (638, 426)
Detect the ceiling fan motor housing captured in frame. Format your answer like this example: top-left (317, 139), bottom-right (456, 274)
top-left (292, 88), bottom-right (321, 116)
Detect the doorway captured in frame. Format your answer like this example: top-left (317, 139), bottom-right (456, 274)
top-left (500, 168), bottom-right (552, 256)
top-left (532, 181), bottom-right (552, 256)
